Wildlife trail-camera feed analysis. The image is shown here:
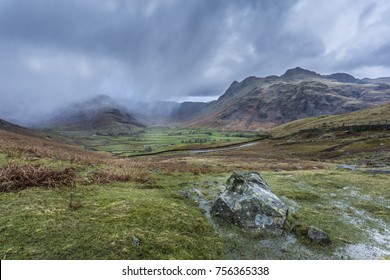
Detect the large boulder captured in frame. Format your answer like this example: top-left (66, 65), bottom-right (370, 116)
top-left (211, 171), bottom-right (288, 235)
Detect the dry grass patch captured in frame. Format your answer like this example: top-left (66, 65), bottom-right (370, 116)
top-left (88, 168), bottom-right (152, 184)
top-left (0, 163), bottom-right (76, 192)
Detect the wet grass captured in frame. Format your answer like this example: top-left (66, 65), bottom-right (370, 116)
top-left (0, 182), bottom-right (223, 259)
top-left (263, 170), bottom-right (390, 252)
top-left (175, 169), bottom-right (390, 259)
top-left (1, 165), bottom-right (388, 259)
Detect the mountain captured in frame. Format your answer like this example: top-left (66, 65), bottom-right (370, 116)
top-left (45, 95), bottom-right (144, 134)
top-left (186, 67), bottom-right (390, 131)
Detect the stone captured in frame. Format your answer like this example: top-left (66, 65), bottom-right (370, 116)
top-left (177, 190), bottom-right (190, 198)
top-left (307, 226), bottom-right (331, 245)
top-left (211, 171), bottom-right (288, 235)
top-left (132, 235), bottom-right (141, 246)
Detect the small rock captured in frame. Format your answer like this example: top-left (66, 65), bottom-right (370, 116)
top-left (83, 177), bottom-right (92, 184)
top-left (177, 190), bottom-right (190, 198)
top-left (132, 235), bottom-right (141, 246)
top-left (307, 226), bottom-right (331, 245)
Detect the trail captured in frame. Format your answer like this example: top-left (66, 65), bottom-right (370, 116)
top-left (122, 137), bottom-right (268, 157)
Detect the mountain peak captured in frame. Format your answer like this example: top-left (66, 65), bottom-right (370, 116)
top-left (82, 95), bottom-right (117, 108)
top-left (281, 67), bottom-right (320, 78)
top-left (326, 73), bottom-right (358, 83)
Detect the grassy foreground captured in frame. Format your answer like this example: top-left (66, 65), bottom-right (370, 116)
top-left (0, 181), bottom-right (223, 259)
top-left (0, 120), bottom-right (389, 259)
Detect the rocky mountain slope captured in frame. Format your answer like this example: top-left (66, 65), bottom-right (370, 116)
top-left (186, 67), bottom-right (390, 131)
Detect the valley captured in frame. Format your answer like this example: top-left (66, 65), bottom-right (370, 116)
top-left (0, 68), bottom-right (389, 260)
top-left (56, 127), bottom-right (260, 157)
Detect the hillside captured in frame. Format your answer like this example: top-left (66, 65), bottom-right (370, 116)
top-left (270, 102), bottom-right (390, 137)
top-left (187, 67), bottom-right (390, 131)
top-left (0, 118), bottom-right (32, 134)
top-left (0, 118), bottom-right (71, 143)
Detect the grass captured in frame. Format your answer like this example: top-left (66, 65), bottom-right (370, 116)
top-left (0, 153), bottom-right (7, 166)
top-left (263, 170), bottom-right (390, 249)
top-left (0, 183), bottom-right (223, 259)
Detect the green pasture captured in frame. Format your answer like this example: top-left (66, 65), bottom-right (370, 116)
top-left (58, 126), bottom-right (258, 156)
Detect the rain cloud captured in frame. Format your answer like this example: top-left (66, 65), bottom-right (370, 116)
top-left (1, 0), bottom-right (390, 124)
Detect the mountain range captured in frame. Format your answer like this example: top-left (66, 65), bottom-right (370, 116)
top-left (185, 67), bottom-right (390, 130)
top-left (19, 67), bottom-right (390, 131)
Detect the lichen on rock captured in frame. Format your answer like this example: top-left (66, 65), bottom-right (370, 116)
top-left (211, 171), bottom-right (288, 235)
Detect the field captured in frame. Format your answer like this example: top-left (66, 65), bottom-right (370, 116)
top-left (56, 127), bottom-right (259, 156)
top-left (0, 119), bottom-right (389, 259)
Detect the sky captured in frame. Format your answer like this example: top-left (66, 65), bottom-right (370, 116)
top-left (1, 0), bottom-right (390, 124)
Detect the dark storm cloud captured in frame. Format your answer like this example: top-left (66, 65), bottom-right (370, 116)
top-left (0, 0), bottom-right (389, 124)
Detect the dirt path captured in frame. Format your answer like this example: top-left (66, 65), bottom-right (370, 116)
top-left (124, 137), bottom-right (267, 157)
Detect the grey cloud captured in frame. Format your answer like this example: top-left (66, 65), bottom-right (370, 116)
top-left (0, 0), bottom-right (389, 124)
